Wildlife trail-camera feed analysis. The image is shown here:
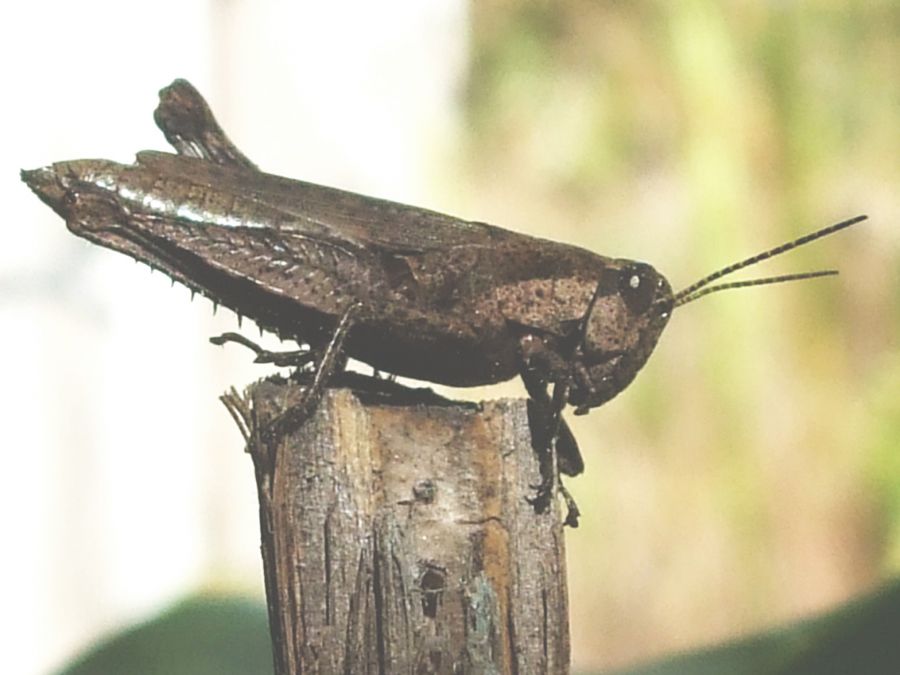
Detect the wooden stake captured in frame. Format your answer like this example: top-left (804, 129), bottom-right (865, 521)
top-left (223, 375), bottom-right (570, 674)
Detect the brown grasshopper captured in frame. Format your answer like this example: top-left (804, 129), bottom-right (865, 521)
top-left (22, 80), bottom-right (864, 526)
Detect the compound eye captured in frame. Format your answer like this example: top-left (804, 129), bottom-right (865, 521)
top-left (617, 264), bottom-right (656, 315)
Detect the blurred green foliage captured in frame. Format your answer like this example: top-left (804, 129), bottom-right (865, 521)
top-left (614, 577), bottom-right (900, 674)
top-left (462, 2), bottom-right (899, 671)
top-left (56, 595), bottom-right (271, 675)
top-left (56, 579), bottom-right (900, 675)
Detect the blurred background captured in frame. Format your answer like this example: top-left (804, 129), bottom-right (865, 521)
top-left (3, 1), bottom-right (898, 673)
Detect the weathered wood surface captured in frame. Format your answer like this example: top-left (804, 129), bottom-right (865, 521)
top-left (225, 375), bottom-right (570, 674)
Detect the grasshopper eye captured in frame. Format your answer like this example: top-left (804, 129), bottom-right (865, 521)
top-left (618, 264), bottom-right (655, 315)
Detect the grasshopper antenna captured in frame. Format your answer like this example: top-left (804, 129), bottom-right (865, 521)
top-left (674, 215), bottom-right (866, 307)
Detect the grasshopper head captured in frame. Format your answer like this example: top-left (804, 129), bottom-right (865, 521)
top-left (568, 262), bottom-right (673, 412)
top-left (567, 215), bottom-right (866, 414)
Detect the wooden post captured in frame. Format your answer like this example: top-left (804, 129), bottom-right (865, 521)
top-left (223, 375), bottom-right (570, 674)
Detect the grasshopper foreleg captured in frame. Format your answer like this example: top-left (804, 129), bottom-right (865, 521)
top-left (520, 339), bottom-right (582, 527)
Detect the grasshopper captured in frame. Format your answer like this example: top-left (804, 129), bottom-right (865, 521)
top-left (22, 80), bottom-right (864, 526)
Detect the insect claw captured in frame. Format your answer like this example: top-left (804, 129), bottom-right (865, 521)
top-left (560, 484), bottom-right (580, 528)
top-left (526, 479), bottom-right (580, 527)
top-left (525, 486), bottom-right (552, 512)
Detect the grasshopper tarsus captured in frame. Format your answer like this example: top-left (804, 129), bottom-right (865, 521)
top-left (211, 332), bottom-right (317, 369)
top-left (527, 477), bottom-right (581, 527)
top-left (525, 487), bottom-right (552, 513)
top-left (560, 485), bottom-right (581, 528)
top-left (258, 302), bottom-right (359, 444)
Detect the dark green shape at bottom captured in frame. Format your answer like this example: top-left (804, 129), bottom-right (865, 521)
top-left (614, 577), bottom-right (900, 675)
top-left (56, 595), bottom-right (272, 675)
